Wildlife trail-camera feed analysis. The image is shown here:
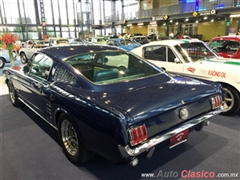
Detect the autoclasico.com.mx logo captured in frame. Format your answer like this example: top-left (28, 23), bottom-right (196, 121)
top-left (141, 170), bottom-right (239, 179)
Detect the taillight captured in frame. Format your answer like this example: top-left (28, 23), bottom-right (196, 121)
top-left (129, 125), bottom-right (147, 146)
top-left (211, 95), bottom-right (222, 109)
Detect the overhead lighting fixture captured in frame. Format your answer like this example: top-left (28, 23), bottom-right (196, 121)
top-left (127, 24), bottom-right (132, 27)
top-left (175, 22), bottom-right (178, 25)
top-left (137, 23), bottom-right (144, 26)
top-left (170, 20), bottom-right (173, 23)
top-left (211, 19), bottom-right (214, 22)
top-left (195, 20), bottom-right (199, 23)
top-left (204, 16), bottom-right (208, 20)
top-left (230, 14), bottom-right (240, 18)
top-left (185, 18), bottom-right (189, 21)
top-left (150, 21), bottom-right (157, 25)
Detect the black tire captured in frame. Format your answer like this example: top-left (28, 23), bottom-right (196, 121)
top-left (0, 57), bottom-right (5, 69)
top-left (7, 80), bottom-right (22, 107)
top-left (58, 114), bottom-right (92, 164)
top-left (20, 52), bottom-right (28, 64)
top-left (221, 84), bottom-right (240, 116)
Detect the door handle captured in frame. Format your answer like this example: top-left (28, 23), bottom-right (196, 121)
top-left (31, 82), bottom-right (43, 89)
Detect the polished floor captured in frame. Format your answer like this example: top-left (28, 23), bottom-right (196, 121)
top-left (0, 61), bottom-right (240, 180)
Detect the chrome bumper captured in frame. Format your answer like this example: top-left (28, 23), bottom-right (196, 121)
top-left (118, 107), bottom-right (223, 158)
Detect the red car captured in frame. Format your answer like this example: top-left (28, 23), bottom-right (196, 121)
top-left (208, 36), bottom-right (240, 59)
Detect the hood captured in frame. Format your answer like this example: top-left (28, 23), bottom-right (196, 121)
top-left (208, 57), bottom-right (240, 66)
top-left (100, 76), bottom-right (218, 123)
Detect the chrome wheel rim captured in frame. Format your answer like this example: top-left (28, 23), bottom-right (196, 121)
top-left (223, 87), bottom-right (234, 112)
top-left (9, 84), bottom-right (16, 103)
top-left (0, 59), bottom-right (3, 67)
top-left (20, 54), bottom-right (27, 63)
top-left (61, 119), bottom-right (79, 156)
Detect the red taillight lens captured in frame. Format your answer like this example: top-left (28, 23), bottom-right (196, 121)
top-left (211, 95), bottom-right (222, 109)
top-left (129, 125), bottom-right (147, 146)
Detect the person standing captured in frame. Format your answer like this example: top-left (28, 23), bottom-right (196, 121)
top-left (176, 32), bottom-right (183, 39)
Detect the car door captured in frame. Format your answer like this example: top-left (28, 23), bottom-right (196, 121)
top-left (142, 45), bottom-right (185, 74)
top-left (19, 53), bottom-right (53, 117)
top-left (25, 43), bottom-right (38, 59)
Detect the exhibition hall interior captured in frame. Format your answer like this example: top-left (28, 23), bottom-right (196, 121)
top-left (0, 0), bottom-right (239, 179)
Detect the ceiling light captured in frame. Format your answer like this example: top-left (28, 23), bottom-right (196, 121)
top-left (195, 20), bottom-right (199, 23)
top-left (170, 20), bottom-right (173, 23)
top-left (230, 14), bottom-right (240, 18)
top-left (175, 22), bottom-right (178, 25)
top-left (127, 24), bottom-right (132, 26)
top-left (211, 19), bottom-right (214, 22)
top-left (204, 16), bottom-right (208, 20)
top-left (185, 18), bottom-right (189, 21)
top-left (150, 21), bottom-right (157, 25)
top-left (137, 23), bottom-right (143, 26)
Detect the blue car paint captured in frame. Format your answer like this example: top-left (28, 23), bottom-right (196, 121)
top-left (106, 38), bottom-right (141, 51)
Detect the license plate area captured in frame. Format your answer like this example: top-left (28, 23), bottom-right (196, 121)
top-left (170, 129), bottom-right (189, 148)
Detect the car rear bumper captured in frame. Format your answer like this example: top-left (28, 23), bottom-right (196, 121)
top-left (118, 106), bottom-right (223, 158)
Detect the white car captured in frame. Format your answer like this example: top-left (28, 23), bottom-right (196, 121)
top-left (19, 42), bottom-right (48, 64)
top-left (131, 39), bottom-right (240, 116)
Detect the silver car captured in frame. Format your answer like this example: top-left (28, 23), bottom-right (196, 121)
top-left (19, 42), bottom-right (48, 64)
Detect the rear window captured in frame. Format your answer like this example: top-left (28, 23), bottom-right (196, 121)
top-left (64, 51), bottom-right (161, 84)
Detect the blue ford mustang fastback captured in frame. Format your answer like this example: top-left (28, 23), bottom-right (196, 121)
top-left (3, 44), bottom-right (223, 166)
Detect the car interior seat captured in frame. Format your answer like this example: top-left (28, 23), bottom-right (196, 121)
top-left (93, 68), bottom-right (119, 82)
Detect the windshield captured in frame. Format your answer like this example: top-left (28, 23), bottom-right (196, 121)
top-left (175, 42), bottom-right (216, 62)
top-left (120, 39), bottom-right (136, 46)
top-left (64, 51), bottom-right (162, 85)
top-left (57, 39), bottom-right (69, 44)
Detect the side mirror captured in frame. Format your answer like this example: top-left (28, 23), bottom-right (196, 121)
top-left (174, 58), bottom-right (181, 64)
top-left (161, 67), bottom-right (166, 71)
top-left (23, 66), bottom-right (30, 74)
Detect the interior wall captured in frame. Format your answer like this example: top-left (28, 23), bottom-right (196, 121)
top-left (198, 20), bottom-right (226, 41)
top-left (129, 25), bottom-right (148, 35)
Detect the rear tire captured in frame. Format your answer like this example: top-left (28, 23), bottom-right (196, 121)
top-left (7, 80), bottom-right (21, 107)
top-left (221, 84), bottom-right (240, 116)
top-left (58, 114), bottom-right (93, 164)
top-left (0, 57), bottom-right (5, 69)
top-left (20, 52), bottom-right (28, 64)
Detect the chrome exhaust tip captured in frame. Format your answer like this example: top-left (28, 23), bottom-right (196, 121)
top-left (129, 158), bottom-right (139, 166)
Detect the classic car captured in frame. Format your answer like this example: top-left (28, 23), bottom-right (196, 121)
top-left (0, 48), bottom-right (16, 68)
top-left (49, 37), bottom-right (69, 46)
top-left (147, 33), bottom-right (158, 41)
top-left (106, 38), bottom-right (140, 51)
top-left (131, 39), bottom-right (240, 116)
top-left (19, 42), bottom-right (48, 64)
top-left (132, 36), bottom-right (150, 45)
top-left (208, 35), bottom-right (240, 59)
top-left (3, 45), bottom-right (223, 166)
top-left (69, 38), bottom-right (92, 45)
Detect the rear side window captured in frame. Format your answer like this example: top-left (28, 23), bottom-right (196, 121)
top-left (143, 46), bottom-right (166, 61)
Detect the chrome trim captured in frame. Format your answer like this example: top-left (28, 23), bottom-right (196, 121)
top-left (18, 97), bottom-right (58, 130)
top-left (118, 107), bottom-right (223, 157)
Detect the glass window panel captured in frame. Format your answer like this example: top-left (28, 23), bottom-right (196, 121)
top-left (61, 27), bottom-right (69, 31)
top-left (46, 27), bottom-right (54, 31)
top-left (3, 1), bottom-right (19, 24)
top-left (52, 0), bottom-right (60, 25)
